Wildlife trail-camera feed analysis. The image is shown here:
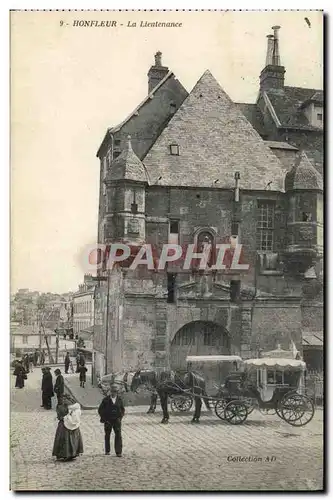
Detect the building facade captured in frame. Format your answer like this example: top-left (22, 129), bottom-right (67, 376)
top-left (93, 28), bottom-right (323, 380)
top-left (73, 274), bottom-right (95, 335)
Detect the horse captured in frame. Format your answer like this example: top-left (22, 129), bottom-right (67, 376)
top-left (130, 369), bottom-right (211, 423)
top-left (98, 369), bottom-right (211, 423)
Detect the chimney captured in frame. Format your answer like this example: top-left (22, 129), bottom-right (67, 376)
top-left (260, 26), bottom-right (285, 91)
top-left (147, 51), bottom-right (169, 94)
top-left (265, 35), bottom-right (274, 66)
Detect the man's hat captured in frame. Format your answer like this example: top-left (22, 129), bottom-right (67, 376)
top-left (54, 368), bottom-right (61, 375)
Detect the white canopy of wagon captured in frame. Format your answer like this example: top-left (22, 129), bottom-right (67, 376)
top-left (186, 355), bottom-right (243, 363)
top-left (244, 358), bottom-right (306, 371)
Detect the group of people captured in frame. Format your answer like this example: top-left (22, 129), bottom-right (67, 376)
top-left (52, 382), bottom-right (125, 461)
top-left (64, 352), bottom-right (87, 388)
top-left (40, 367), bottom-right (65, 409)
top-left (14, 351), bottom-right (125, 460)
top-left (13, 349), bottom-right (47, 388)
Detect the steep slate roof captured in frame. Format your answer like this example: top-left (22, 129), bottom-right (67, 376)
top-left (235, 103), bottom-right (266, 136)
top-left (106, 136), bottom-right (149, 183)
top-left (110, 71), bottom-right (174, 134)
top-left (97, 71), bottom-right (188, 157)
top-left (265, 86), bottom-right (323, 130)
top-left (285, 151), bottom-right (323, 191)
top-left (143, 71), bottom-right (285, 191)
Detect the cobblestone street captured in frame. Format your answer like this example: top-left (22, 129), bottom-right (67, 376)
top-left (11, 368), bottom-right (324, 491)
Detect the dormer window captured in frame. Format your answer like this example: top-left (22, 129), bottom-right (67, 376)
top-left (114, 139), bottom-right (121, 147)
top-left (169, 144), bottom-right (179, 156)
top-left (317, 113), bottom-right (323, 121)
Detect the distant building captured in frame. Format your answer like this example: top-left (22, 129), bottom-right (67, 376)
top-left (73, 274), bottom-right (95, 336)
top-left (93, 27), bottom-right (323, 379)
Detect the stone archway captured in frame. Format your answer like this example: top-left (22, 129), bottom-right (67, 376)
top-left (170, 321), bottom-right (231, 388)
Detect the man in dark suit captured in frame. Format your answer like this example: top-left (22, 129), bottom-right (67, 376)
top-left (54, 368), bottom-right (65, 406)
top-left (41, 366), bottom-right (54, 409)
top-left (98, 384), bottom-right (125, 457)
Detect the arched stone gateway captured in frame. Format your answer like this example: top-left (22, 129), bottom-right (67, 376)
top-left (170, 321), bottom-right (231, 391)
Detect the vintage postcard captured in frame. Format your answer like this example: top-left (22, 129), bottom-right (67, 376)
top-left (10, 10), bottom-right (324, 492)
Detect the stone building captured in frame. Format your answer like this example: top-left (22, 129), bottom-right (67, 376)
top-left (93, 27), bottom-right (323, 380)
top-left (73, 274), bottom-right (95, 335)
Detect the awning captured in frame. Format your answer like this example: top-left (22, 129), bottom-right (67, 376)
top-left (302, 331), bottom-right (323, 347)
top-left (186, 355), bottom-right (242, 363)
top-left (244, 358), bottom-right (306, 370)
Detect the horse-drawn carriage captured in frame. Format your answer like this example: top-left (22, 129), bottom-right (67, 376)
top-left (185, 355), bottom-right (314, 426)
top-left (98, 352), bottom-right (315, 426)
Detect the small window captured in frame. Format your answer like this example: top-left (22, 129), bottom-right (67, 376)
top-left (169, 144), bottom-right (179, 156)
top-left (167, 273), bottom-right (176, 304)
top-left (170, 220), bottom-right (179, 234)
top-left (302, 212), bottom-right (312, 222)
top-left (231, 222), bottom-right (239, 237)
top-left (131, 202), bottom-right (138, 214)
top-left (114, 139), bottom-right (121, 146)
top-left (317, 113), bottom-right (323, 121)
top-left (22, 335), bottom-right (28, 344)
top-left (256, 201), bottom-right (275, 251)
top-left (230, 280), bottom-right (240, 303)
top-left (113, 151), bottom-right (121, 159)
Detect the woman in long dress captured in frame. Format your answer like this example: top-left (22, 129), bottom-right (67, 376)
top-left (14, 361), bottom-right (26, 389)
top-left (52, 395), bottom-right (83, 461)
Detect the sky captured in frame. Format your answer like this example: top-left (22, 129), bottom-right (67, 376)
top-left (11, 10), bottom-right (323, 294)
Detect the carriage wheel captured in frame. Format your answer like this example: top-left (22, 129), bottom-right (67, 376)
top-left (258, 407), bottom-right (276, 415)
top-left (275, 406), bottom-right (283, 419)
top-left (224, 401), bottom-right (248, 425)
top-left (280, 393), bottom-right (315, 427)
top-left (170, 395), bottom-right (193, 412)
top-left (214, 399), bottom-right (227, 420)
top-left (242, 398), bottom-right (256, 415)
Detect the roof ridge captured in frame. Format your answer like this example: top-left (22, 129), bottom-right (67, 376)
top-left (111, 71), bottom-right (174, 134)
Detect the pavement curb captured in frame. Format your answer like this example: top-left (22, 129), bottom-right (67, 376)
top-left (64, 379), bottom-right (99, 410)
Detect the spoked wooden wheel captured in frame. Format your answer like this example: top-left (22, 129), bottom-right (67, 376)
top-left (215, 399), bottom-right (228, 420)
top-left (275, 406), bottom-right (283, 419)
top-left (170, 395), bottom-right (193, 412)
top-left (224, 400), bottom-right (248, 425)
top-left (242, 398), bottom-right (256, 415)
top-left (280, 393), bottom-right (315, 427)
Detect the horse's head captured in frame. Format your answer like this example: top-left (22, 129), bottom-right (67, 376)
top-left (130, 369), bottom-right (157, 393)
top-left (130, 370), bottom-right (142, 393)
top-left (98, 372), bottom-right (125, 395)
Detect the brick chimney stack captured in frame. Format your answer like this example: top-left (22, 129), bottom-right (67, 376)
top-left (147, 51), bottom-right (169, 94)
top-left (260, 26), bottom-right (285, 91)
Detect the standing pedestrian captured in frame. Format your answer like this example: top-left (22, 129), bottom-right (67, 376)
top-left (64, 352), bottom-right (70, 374)
top-left (41, 367), bottom-right (54, 410)
top-left (33, 349), bottom-right (39, 367)
top-left (14, 361), bottom-right (27, 389)
top-left (40, 349), bottom-right (45, 366)
top-left (78, 365), bottom-right (88, 388)
top-left (23, 354), bottom-right (30, 374)
top-left (29, 354), bottom-right (34, 373)
top-left (79, 353), bottom-right (86, 367)
top-left (76, 354), bottom-right (80, 373)
top-left (98, 384), bottom-right (125, 457)
top-left (52, 394), bottom-right (83, 462)
top-left (54, 368), bottom-right (65, 406)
